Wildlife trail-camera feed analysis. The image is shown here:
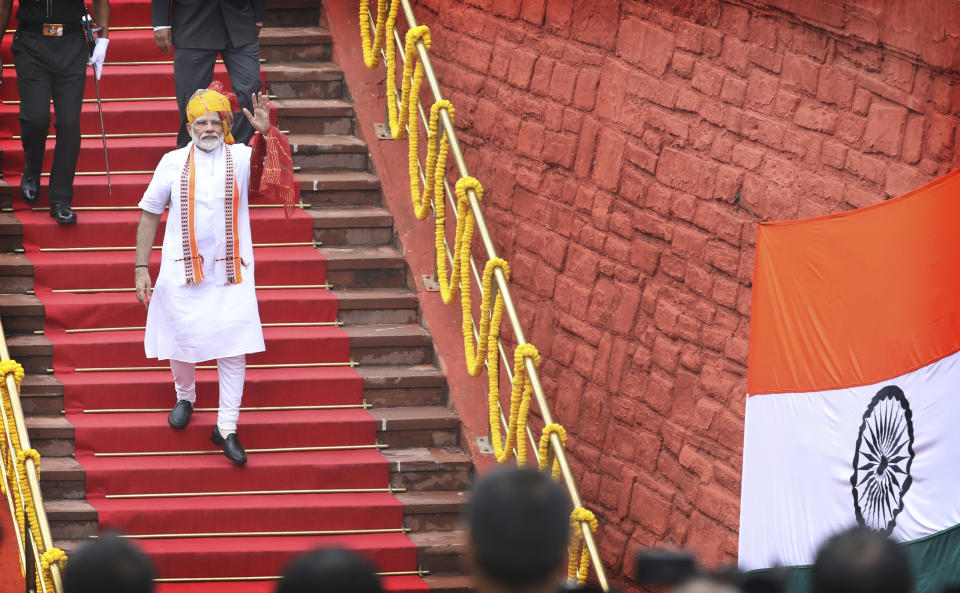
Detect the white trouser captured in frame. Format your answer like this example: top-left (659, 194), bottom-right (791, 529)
top-left (169, 355), bottom-right (246, 432)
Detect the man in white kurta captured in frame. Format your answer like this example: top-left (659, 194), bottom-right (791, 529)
top-left (134, 89), bottom-right (275, 465)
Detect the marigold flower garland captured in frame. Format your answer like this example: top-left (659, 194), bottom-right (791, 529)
top-left (358, 0), bottom-right (401, 69)
top-left (489, 344), bottom-right (540, 464)
top-left (357, 4), bottom-right (601, 584)
top-left (0, 360), bottom-right (66, 591)
top-left (568, 507), bottom-right (599, 585)
top-left (538, 423), bottom-right (567, 480)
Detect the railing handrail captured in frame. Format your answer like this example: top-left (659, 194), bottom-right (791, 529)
top-left (0, 313), bottom-right (64, 593)
top-left (367, 1), bottom-right (609, 589)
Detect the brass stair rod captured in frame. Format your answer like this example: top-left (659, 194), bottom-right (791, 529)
top-left (66, 321), bottom-right (341, 334)
top-left (38, 241), bottom-right (316, 252)
top-left (0, 315), bottom-right (63, 592)
top-left (94, 443), bottom-right (387, 457)
top-left (65, 361), bottom-right (357, 372)
top-left (395, 1), bottom-right (609, 589)
top-left (0, 434), bottom-right (27, 573)
top-left (106, 486), bottom-right (404, 499)
top-left (42, 166), bottom-right (301, 176)
top-left (30, 202), bottom-right (310, 212)
top-left (14, 130), bottom-right (290, 139)
top-left (154, 570), bottom-right (427, 583)
top-left (1, 58), bottom-right (265, 68)
top-left (105, 526), bottom-right (407, 539)
top-left (3, 93), bottom-right (277, 105)
top-left (44, 284), bottom-right (330, 294)
top-left (83, 402), bottom-right (368, 413)
top-left (5, 26), bottom-right (153, 33)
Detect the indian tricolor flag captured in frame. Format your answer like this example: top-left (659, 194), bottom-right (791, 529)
top-left (740, 170), bottom-right (960, 591)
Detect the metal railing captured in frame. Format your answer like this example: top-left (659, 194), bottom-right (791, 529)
top-left (364, 1), bottom-right (609, 589)
top-left (0, 313), bottom-right (64, 593)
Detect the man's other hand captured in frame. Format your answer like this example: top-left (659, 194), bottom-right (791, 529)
top-left (154, 28), bottom-right (172, 54)
top-left (135, 268), bottom-right (152, 309)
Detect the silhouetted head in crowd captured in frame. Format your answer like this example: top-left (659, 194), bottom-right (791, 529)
top-left (275, 547), bottom-right (384, 593)
top-left (63, 535), bottom-right (154, 593)
top-left (671, 577), bottom-right (742, 593)
top-left (813, 527), bottom-right (912, 593)
top-left (467, 467), bottom-right (572, 593)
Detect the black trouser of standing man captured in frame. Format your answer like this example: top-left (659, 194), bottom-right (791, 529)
top-left (12, 28), bottom-right (86, 223)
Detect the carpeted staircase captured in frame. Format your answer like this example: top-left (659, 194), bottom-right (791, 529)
top-left (0, 1), bottom-right (472, 591)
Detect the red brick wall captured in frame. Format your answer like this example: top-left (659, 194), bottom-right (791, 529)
top-left (407, 0), bottom-right (960, 585)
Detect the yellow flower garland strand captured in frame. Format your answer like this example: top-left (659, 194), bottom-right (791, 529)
top-left (538, 423), bottom-right (567, 480)
top-left (358, 0), bottom-right (401, 69)
top-left (41, 548), bottom-right (68, 593)
top-left (488, 344), bottom-right (540, 464)
top-left (0, 360), bottom-right (64, 591)
top-left (413, 100), bottom-right (453, 221)
top-left (357, 6), bottom-right (599, 584)
top-left (568, 507), bottom-right (599, 585)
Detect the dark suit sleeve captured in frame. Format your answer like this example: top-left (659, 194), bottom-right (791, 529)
top-left (253, 0), bottom-right (266, 23)
top-left (152, 0), bottom-right (171, 26)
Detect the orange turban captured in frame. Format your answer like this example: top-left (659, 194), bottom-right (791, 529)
top-left (185, 82), bottom-right (240, 144)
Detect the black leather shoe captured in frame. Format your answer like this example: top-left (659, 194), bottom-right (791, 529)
top-left (167, 400), bottom-right (193, 429)
top-left (19, 177), bottom-right (39, 205)
top-left (211, 427), bottom-right (247, 465)
top-left (49, 204), bottom-right (77, 225)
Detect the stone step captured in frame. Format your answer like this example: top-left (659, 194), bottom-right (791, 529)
top-left (53, 532), bottom-right (468, 583)
top-left (26, 404), bottom-right (455, 456)
top-left (0, 287), bottom-right (416, 334)
top-left (264, 1), bottom-right (321, 28)
top-left (0, 252), bottom-right (33, 294)
top-left (44, 498), bottom-right (97, 540)
top-left (16, 364), bottom-right (446, 415)
top-left (310, 207), bottom-right (394, 247)
top-left (259, 27), bottom-right (332, 62)
top-left (396, 490), bottom-right (469, 533)
top-left (263, 61), bottom-right (344, 100)
top-left (7, 322), bottom-right (432, 372)
top-left (336, 288), bottom-right (418, 325)
top-left (410, 530), bottom-right (468, 575)
top-left (40, 446), bottom-right (473, 501)
top-left (0, 212), bottom-right (21, 251)
top-left (38, 456), bottom-right (85, 500)
top-left (370, 406), bottom-right (459, 449)
top-left (299, 171), bottom-right (382, 207)
top-left (423, 574), bottom-right (473, 593)
top-left (343, 324), bottom-right (435, 366)
top-left (0, 244), bottom-right (408, 294)
top-left (384, 447), bottom-right (473, 492)
top-left (289, 134), bottom-right (368, 172)
top-left (0, 291), bottom-right (42, 333)
top-left (44, 491), bottom-right (469, 541)
top-left (276, 99), bottom-right (354, 135)
top-left (321, 246), bottom-right (407, 289)
top-left (360, 365), bottom-right (447, 408)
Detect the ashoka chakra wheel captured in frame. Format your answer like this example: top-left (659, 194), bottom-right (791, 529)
top-left (850, 385), bottom-right (915, 535)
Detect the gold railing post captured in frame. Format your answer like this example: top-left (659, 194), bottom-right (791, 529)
top-left (380, 2), bottom-right (611, 589)
top-left (0, 315), bottom-right (63, 592)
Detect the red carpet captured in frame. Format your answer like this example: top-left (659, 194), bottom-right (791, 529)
top-left (1, 2), bottom-right (428, 590)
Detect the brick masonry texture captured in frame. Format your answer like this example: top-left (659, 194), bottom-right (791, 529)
top-left (408, 0), bottom-right (960, 586)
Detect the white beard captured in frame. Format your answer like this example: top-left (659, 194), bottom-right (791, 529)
top-left (192, 130), bottom-right (223, 152)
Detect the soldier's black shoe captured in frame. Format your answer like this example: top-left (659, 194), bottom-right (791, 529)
top-left (167, 400), bottom-right (193, 429)
top-left (19, 177), bottom-right (39, 205)
top-left (211, 426), bottom-right (247, 465)
top-left (49, 204), bottom-right (77, 225)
